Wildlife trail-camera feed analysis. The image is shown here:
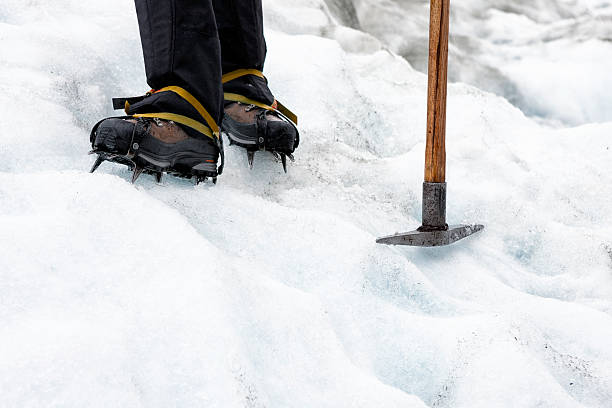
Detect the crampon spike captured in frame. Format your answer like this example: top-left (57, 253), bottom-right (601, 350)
top-left (212, 177), bottom-right (218, 185)
top-left (155, 172), bottom-right (163, 184)
top-left (195, 176), bottom-right (207, 185)
top-left (287, 153), bottom-right (295, 162)
top-left (280, 153), bottom-right (288, 173)
top-left (131, 165), bottom-right (144, 184)
top-left (247, 151), bottom-right (255, 169)
top-left (90, 155), bottom-right (105, 173)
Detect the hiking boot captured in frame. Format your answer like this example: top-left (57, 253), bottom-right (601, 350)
top-left (89, 117), bottom-right (221, 184)
top-left (222, 102), bottom-right (299, 172)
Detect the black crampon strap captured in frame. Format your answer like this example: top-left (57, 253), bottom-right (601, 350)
top-left (89, 116), bottom-right (148, 157)
top-left (256, 111), bottom-right (268, 150)
top-left (112, 96), bottom-right (147, 111)
top-left (89, 115), bottom-right (135, 144)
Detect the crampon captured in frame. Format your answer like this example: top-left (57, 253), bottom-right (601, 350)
top-left (222, 100), bottom-right (299, 173)
top-left (89, 116), bottom-right (223, 185)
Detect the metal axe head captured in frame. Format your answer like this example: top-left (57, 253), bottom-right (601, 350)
top-left (377, 183), bottom-right (484, 247)
top-left (376, 224), bottom-right (484, 247)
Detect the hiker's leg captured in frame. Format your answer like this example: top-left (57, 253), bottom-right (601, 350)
top-left (133, 0), bottom-right (223, 124)
top-left (212, 0), bottom-right (274, 104)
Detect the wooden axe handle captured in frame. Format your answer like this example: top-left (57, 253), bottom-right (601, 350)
top-left (424, 0), bottom-right (450, 183)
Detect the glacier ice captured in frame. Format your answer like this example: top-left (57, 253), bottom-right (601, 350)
top-left (0, 0), bottom-right (611, 407)
top-left (340, 0), bottom-right (612, 126)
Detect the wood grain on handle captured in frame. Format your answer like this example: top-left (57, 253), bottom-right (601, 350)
top-left (425, 0), bottom-right (450, 183)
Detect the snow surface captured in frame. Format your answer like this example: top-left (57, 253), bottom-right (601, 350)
top-left (1, 0), bottom-right (612, 407)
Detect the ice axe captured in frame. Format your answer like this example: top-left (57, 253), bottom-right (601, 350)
top-left (377, 0), bottom-right (484, 247)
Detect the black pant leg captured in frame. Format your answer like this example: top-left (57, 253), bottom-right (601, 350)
top-left (131, 0), bottom-right (224, 131)
top-left (212, 0), bottom-right (275, 105)
top-left (212, 0), bottom-right (266, 72)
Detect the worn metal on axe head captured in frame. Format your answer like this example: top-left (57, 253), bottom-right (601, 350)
top-left (376, 224), bottom-right (484, 247)
top-left (377, 182), bottom-right (484, 247)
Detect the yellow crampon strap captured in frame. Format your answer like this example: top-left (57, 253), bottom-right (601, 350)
top-left (224, 93), bottom-right (299, 126)
top-left (132, 113), bottom-right (214, 139)
top-left (223, 93), bottom-right (275, 112)
top-left (155, 86), bottom-right (220, 137)
top-left (222, 69), bottom-right (265, 84)
top-left (222, 69), bottom-right (299, 125)
top-left (274, 100), bottom-right (299, 126)
top-left (125, 86), bottom-right (220, 140)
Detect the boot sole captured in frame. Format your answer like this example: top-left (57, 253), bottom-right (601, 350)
top-left (90, 150), bottom-right (218, 184)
